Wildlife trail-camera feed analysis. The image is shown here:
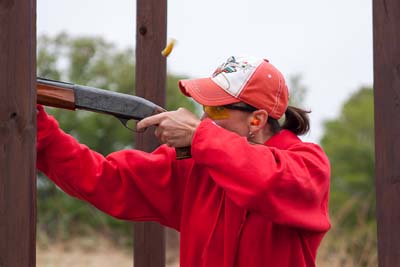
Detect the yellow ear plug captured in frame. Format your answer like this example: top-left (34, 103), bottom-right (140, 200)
top-left (161, 38), bottom-right (176, 57)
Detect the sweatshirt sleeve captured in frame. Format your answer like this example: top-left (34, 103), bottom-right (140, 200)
top-left (191, 119), bottom-right (331, 232)
top-left (36, 105), bottom-right (187, 230)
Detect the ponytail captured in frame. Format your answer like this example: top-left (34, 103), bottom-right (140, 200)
top-left (267, 106), bottom-right (311, 136)
top-left (282, 106), bottom-right (310, 135)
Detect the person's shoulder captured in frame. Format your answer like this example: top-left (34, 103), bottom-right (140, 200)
top-left (265, 130), bottom-right (301, 150)
top-left (291, 140), bottom-right (326, 155)
top-left (289, 139), bottom-right (330, 168)
top-left (267, 130), bottom-right (328, 157)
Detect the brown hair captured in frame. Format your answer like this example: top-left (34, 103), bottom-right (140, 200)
top-left (268, 106), bottom-right (310, 136)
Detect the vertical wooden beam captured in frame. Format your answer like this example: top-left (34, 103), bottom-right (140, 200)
top-left (134, 0), bottom-right (167, 266)
top-left (373, 0), bottom-right (400, 266)
top-left (0, 1), bottom-right (37, 267)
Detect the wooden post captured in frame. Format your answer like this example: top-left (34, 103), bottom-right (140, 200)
top-left (0, 1), bottom-right (37, 267)
top-left (373, 0), bottom-right (400, 266)
top-left (134, 0), bottom-right (167, 266)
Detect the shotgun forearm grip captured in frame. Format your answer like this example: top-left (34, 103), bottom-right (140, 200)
top-left (175, 147), bottom-right (191, 159)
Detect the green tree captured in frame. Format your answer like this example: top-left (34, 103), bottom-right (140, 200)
top-left (37, 33), bottom-right (197, 244)
top-left (321, 87), bottom-right (375, 227)
top-left (318, 87), bottom-right (376, 267)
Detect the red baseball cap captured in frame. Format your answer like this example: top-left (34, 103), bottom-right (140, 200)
top-left (178, 56), bottom-right (289, 119)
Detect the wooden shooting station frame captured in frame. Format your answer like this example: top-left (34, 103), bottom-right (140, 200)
top-left (134, 0), bottom-right (167, 266)
top-left (0, 0), bottom-right (399, 266)
top-left (373, 0), bottom-right (400, 266)
top-left (0, 0), bottom-right (37, 266)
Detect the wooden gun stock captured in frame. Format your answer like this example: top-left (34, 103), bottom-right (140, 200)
top-left (37, 81), bottom-right (76, 110)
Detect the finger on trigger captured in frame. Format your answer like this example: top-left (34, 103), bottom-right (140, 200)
top-left (137, 113), bottom-right (165, 131)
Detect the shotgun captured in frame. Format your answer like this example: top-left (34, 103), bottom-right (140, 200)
top-left (37, 77), bottom-right (191, 159)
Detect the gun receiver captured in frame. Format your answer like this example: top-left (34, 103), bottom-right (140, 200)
top-left (37, 77), bottom-right (191, 159)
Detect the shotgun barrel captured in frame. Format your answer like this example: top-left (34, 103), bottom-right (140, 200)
top-left (36, 77), bottom-right (191, 159)
top-left (37, 77), bottom-right (166, 121)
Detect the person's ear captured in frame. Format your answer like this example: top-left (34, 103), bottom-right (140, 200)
top-left (249, 110), bottom-right (268, 129)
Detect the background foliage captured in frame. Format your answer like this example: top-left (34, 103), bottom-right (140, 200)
top-left (318, 87), bottom-right (376, 266)
top-left (322, 88), bottom-right (375, 226)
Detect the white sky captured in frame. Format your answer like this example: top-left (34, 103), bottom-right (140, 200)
top-left (37, 0), bottom-right (373, 143)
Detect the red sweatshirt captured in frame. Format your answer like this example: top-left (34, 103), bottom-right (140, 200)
top-left (37, 107), bottom-right (330, 267)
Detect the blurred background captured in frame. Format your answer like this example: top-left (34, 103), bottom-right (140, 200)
top-left (36, 0), bottom-right (375, 266)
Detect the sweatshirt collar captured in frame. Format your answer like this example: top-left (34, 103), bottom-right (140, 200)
top-left (264, 130), bottom-right (301, 150)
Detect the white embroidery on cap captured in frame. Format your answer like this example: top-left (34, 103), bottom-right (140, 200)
top-left (212, 73), bottom-right (231, 91)
top-left (211, 56), bottom-right (261, 97)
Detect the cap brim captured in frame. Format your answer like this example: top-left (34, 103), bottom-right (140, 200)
top-left (178, 78), bottom-right (240, 106)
